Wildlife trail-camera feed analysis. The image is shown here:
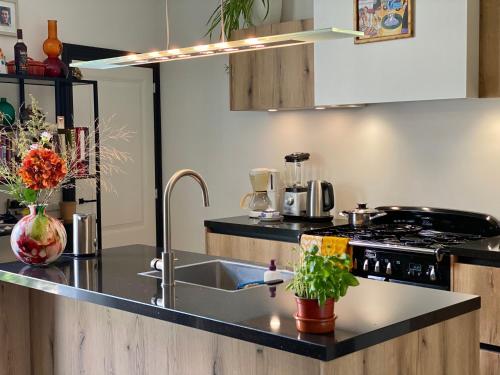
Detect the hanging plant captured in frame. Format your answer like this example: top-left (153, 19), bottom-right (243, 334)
top-left (206, 0), bottom-right (271, 40)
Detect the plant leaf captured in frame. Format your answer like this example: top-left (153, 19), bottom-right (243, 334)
top-left (22, 188), bottom-right (37, 204)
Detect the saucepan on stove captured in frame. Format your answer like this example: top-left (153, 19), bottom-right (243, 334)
top-left (340, 203), bottom-right (387, 227)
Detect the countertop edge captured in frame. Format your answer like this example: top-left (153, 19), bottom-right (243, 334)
top-left (0, 267), bottom-right (481, 362)
top-left (204, 220), bottom-right (299, 243)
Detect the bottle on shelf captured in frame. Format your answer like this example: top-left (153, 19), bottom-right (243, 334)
top-left (14, 29), bottom-right (28, 75)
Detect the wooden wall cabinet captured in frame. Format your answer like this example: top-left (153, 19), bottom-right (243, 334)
top-left (452, 262), bottom-right (500, 375)
top-left (230, 0), bottom-right (484, 109)
top-left (230, 19), bottom-right (314, 111)
top-left (479, 0), bottom-right (500, 97)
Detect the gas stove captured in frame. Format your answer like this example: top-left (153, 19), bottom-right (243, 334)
top-left (312, 224), bottom-right (484, 254)
top-left (304, 207), bottom-right (500, 290)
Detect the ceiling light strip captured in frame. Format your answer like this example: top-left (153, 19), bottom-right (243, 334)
top-left (70, 27), bottom-right (364, 70)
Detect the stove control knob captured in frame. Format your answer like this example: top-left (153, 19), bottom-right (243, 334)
top-left (363, 259), bottom-right (369, 272)
top-left (374, 261), bottom-right (381, 273)
top-left (353, 259), bottom-right (358, 270)
top-left (428, 266), bottom-right (437, 281)
top-left (386, 262), bottom-right (392, 275)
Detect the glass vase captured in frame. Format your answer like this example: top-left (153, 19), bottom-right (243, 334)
top-left (43, 20), bottom-right (67, 77)
top-left (43, 20), bottom-right (62, 59)
top-left (10, 205), bottom-right (67, 266)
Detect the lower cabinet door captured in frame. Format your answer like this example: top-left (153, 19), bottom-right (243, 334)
top-left (481, 349), bottom-right (500, 375)
top-left (453, 262), bottom-right (500, 346)
top-left (205, 231), bottom-right (298, 267)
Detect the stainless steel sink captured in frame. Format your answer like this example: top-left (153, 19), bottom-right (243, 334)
top-left (139, 260), bottom-right (292, 292)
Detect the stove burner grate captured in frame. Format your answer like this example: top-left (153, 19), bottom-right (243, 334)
top-left (308, 224), bottom-right (484, 250)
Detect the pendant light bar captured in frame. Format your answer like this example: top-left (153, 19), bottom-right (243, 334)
top-left (70, 27), bottom-right (363, 70)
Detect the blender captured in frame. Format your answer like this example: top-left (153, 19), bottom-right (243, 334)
top-left (282, 152), bottom-right (310, 218)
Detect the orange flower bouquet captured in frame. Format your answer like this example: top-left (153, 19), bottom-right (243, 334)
top-left (0, 97), bottom-right (132, 266)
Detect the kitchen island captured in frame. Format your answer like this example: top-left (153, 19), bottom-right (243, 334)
top-left (0, 245), bottom-right (480, 375)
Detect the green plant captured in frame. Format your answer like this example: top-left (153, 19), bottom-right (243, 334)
top-left (287, 246), bottom-right (360, 306)
top-left (206, 0), bottom-right (270, 40)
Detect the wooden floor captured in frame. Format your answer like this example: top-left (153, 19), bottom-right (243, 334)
top-left (0, 282), bottom-right (479, 375)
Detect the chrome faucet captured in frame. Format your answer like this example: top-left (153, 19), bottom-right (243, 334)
top-left (162, 169), bottom-right (210, 289)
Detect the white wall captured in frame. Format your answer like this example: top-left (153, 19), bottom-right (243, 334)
top-left (162, 0), bottom-right (500, 253)
top-left (0, 0), bottom-right (165, 61)
top-left (0, 0), bottom-right (165, 212)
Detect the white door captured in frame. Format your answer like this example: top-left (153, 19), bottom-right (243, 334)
top-left (73, 67), bottom-right (156, 249)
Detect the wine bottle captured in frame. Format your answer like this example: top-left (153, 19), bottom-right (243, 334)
top-left (14, 29), bottom-right (28, 75)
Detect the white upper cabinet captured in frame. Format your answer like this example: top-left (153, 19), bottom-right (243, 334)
top-left (314, 0), bottom-right (479, 105)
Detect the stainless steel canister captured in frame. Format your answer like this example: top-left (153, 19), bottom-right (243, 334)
top-left (72, 213), bottom-right (97, 256)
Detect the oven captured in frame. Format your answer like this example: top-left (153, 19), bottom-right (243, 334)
top-left (351, 246), bottom-right (450, 290)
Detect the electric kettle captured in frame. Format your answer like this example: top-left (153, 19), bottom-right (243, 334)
top-left (306, 180), bottom-right (334, 221)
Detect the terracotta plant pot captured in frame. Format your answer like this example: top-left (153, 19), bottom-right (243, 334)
top-left (294, 314), bottom-right (337, 334)
top-left (296, 297), bottom-right (334, 319)
top-left (294, 296), bottom-right (336, 334)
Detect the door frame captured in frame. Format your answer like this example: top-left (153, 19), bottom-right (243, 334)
top-left (62, 44), bottom-right (164, 248)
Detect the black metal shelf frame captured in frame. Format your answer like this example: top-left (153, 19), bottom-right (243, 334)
top-left (62, 43), bottom-right (164, 250)
top-left (0, 72), bottom-right (103, 251)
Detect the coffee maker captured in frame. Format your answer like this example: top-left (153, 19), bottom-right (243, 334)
top-left (240, 168), bottom-right (272, 218)
top-left (282, 153), bottom-right (310, 218)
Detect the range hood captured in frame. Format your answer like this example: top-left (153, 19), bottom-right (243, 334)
top-left (70, 27), bottom-right (363, 70)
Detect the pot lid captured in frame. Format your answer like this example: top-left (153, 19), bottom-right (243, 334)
top-left (345, 203), bottom-right (384, 215)
top-left (285, 152), bottom-right (310, 163)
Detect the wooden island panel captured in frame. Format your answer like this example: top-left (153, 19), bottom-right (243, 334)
top-left (0, 283), bottom-right (30, 375)
top-left (0, 281), bottom-right (479, 375)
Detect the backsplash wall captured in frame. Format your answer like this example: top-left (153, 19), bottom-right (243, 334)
top-left (162, 0), bottom-right (500, 253)
top-left (163, 64), bottom-right (500, 252)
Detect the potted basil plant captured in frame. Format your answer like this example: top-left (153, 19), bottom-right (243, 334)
top-left (287, 246), bottom-right (360, 334)
top-left (206, 0), bottom-right (283, 40)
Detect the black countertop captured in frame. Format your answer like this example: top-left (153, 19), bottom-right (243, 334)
top-left (449, 235), bottom-right (500, 265)
top-left (0, 245), bottom-right (480, 361)
top-left (205, 216), bottom-right (346, 243)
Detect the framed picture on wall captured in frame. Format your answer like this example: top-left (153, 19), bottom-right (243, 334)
top-left (354, 0), bottom-right (413, 44)
top-left (0, 0), bottom-right (18, 37)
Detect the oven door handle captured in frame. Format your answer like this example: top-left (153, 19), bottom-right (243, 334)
top-left (349, 240), bottom-right (439, 256)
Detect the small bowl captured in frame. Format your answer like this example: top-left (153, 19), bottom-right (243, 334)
top-left (294, 313), bottom-right (337, 334)
top-left (6, 59), bottom-right (46, 77)
top-left (6, 60), bottom-right (14, 74)
top-left (28, 59), bottom-right (46, 77)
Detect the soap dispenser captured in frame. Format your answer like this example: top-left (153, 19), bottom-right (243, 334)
top-left (264, 260), bottom-right (281, 282)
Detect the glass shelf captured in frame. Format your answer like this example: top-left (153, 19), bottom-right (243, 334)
top-left (0, 73), bottom-right (96, 87)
